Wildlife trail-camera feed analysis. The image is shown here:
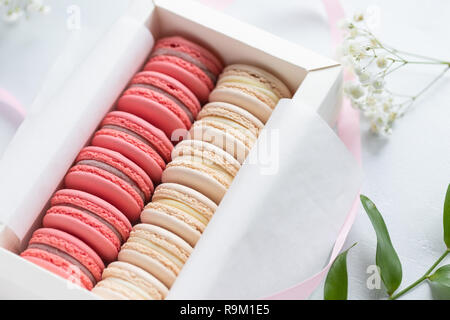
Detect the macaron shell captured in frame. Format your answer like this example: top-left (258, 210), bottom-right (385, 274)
top-left (101, 261), bottom-right (169, 300)
top-left (92, 130), bottom-right (164, 184)
top-left (100, 111), bottom-right (173, 163)
top-left (221, 64), bottom-right (291, 99)
top-left (155, 36), bottom-right (223, 75)
top-left (118, 248), bottom-right (176, 289)
top-left (22, 254), bottom-right (93, 290)
top-left (140, 205), bottom-right (202, 247)
top-left (92, 285), bottom-right (129, 300)
top-left (119, 224), bottom-right (192, 288)
top-left (29, 228), bottom-right (104, 278)
top-left (43, 211), bottom-right (119, 263)
top-left (189, 123), bottom-right (249, 164)
top-left (50, 189), bottom-right (132, 241)
top-left (131, 71), bottom-right (201, 118)
top-left (198, 101), bottom-right (264, 137)
top-left (65, 166), bottom-right (143, 223)
top-left (117, 94), bottom-right (188, 141)
top-left (172, 140), bottom-right (241, 177)
top-left (209, 87), bottom-right (273, 123)
top-left (162, 165), bottom-right (226, 205)
top-left (145, 58), bottom-right (211, 103)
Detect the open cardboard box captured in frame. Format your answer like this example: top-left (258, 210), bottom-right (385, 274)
top-left (0, 0), bottom-right (353, 299)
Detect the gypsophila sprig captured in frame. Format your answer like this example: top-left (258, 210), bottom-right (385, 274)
top-left (0, 0), bottom-right (50, 23)
top-left (338, 12), bottom-right (450, 135)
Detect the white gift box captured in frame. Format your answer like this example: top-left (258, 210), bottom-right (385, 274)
top-left (0, 0), bottom-right (360, 299)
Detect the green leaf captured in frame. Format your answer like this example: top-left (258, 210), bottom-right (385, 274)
top-left (360, 195), bottom-right (402, 296)
top-left (324, 243), bottom-right (357, 300)
top-left (443, 184), bottom-right (450, 249)
top-left (428, 264), bottom-right (450, 299)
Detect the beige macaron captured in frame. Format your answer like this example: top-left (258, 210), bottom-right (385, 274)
top-left (118, 224), bottom-right (193, 288)
top-left (209, 64), bottom-right (291, 123)
top-left (190, 102), bottom-right (264, 163)
top-left (141, 183), bottom-right (217, 246)
top-left (162, 140), bottom-right (241, 204)
top-left (92, 261), bottom-right (168, 300)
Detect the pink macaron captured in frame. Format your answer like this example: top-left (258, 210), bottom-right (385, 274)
top-left (42, 189), bottom-right (132, 262)
top-left (117, 71), bottom-right (199, 141)
top-left (92, 111), bottom-right (173, 183)
top-left (21, 228), bottom-right (105, 290)
top-left (144, 36), bottom-right (223, 103)
top-left (64, 146), bottom-right (153, 223)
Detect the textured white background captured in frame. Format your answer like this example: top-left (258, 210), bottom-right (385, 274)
top-left (0, 0), bottom-right (449, 299)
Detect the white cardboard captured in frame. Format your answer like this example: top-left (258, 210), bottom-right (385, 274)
top-left (0, 0), bottom-right (355, 299)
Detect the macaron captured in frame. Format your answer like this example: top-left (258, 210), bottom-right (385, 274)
top-left (92, 111), bottom-right (173, 183)
top-left (92, 261), bottom-right (169, 300)
top-left (209, 64), bottom-right (291, 123)
top-left (190, 101), bottom-right (264, 163)
top-left (117, 71), bottom-right (197, 140)
top-left (141, 183), bottom-right (218, 247)
top-left (144, 36), bottom-right (223, 102)
top-left (162, 140), bottom-right (241, 204)
top-left (65, 146), bottom-right (153, 223)
top-left (42, 189), bottom-right (132, 262)
top-left (21, 228), bottom-right (105, 290)
top-left (118, 224), bottom-right (193, 288)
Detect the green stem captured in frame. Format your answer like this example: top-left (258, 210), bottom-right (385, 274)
top-left (412, 66), bottom-right (450, 100)
top-left (389, 250), bottom-right (450, 300)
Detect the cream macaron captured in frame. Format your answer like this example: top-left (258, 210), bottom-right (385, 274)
top-left (141, 183), bottom-right (217, 247)
top-left (92, 261), bottom-right (168, 300)
top-left (209, 64), bottom-right (291, 123)
top-left (118, 224), bottom-right (193, 288)
top-left (190, 101), bottom-right (264, 163)
top-left (162, 140), bottom-right (241, 204)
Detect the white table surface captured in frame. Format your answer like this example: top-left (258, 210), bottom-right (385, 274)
top-left (0, 0), bottom-right (449, 300)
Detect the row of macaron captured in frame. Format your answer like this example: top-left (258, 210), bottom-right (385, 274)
top-left (91, 61), bottom-right (292, 297)
top-left (19, 36), bottom-right (223, 290)
top-left (21, 35), bottom-right (292, 299)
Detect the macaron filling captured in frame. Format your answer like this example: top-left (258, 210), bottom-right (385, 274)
top-left (150, 48), bottom-right (217, 83)
top-left (75, 160), bottom-right (146, 203)
top-left (155, 199), bottom-right (209, 226)
top-left (28, 243), bottom-right (96, 285)
top-left (130, 83), bottom-right (194, 122)
top-left (53, 203), bottom-right (123, 243)
top-left (101, 124), bottom-right (166, 166)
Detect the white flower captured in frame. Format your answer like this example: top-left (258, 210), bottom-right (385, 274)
top-left (344, 82), bottom-right (365, 100)
top-left (27, 0), bottom-right (43, 11)
top-left (358, 70), bottom-right (372, 84)
top-left (372, 78), bottom-right (385, 89)
top-left (3, 8), bottom-right (23, 23)
top-left (353, 11), bottom-right (364, 22)
top-left (376, 55), bottom-right (388, 69)
top-left (40, 5), bottom-right (50, 14)
top-left (338, 18), bottom-right (352, 30)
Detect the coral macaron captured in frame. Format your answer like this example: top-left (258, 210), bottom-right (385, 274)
top-left (42, 189), bottom-right (132, 262)
top-left (117, 71), bottom-right (199, 140)
top-left (144, 36), bottom-right (223, 102)
top-left (65, 146), bottom-right (153, 223)
top-left (21, 228), bottom-right (104, 290)
top-left (92, 111), bottom-right (173, 183)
